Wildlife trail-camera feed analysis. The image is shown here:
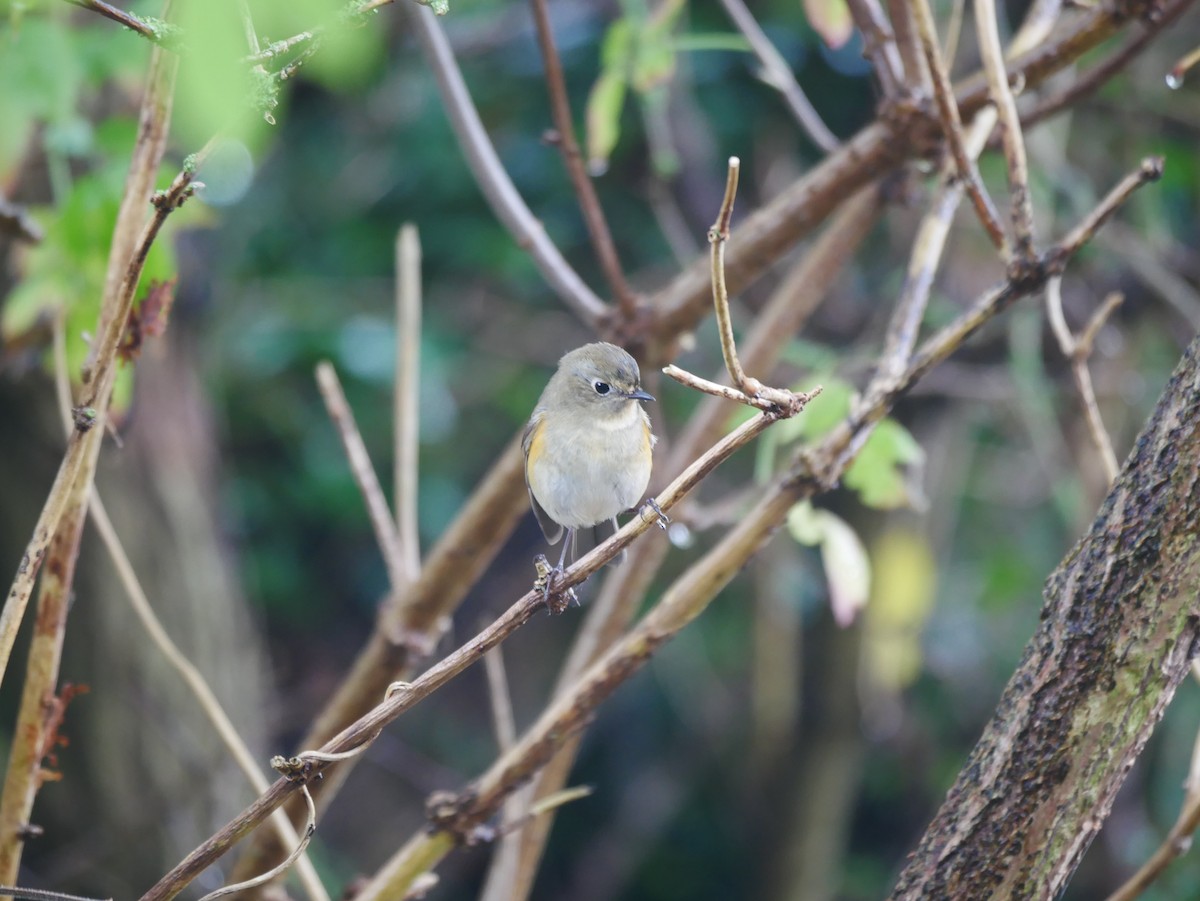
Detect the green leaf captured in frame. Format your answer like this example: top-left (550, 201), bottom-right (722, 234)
top-left (631, 21), bottom-right (676, 93)
top-left (844, 417), bottom-right (926, 509)
top-left (585, 71), bottom-right (627, 175)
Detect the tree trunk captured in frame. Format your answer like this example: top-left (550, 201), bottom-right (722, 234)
top-left (890, 336), bottom-right (1200, 899)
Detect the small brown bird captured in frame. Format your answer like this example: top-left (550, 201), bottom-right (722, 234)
top-left (523, 342), bottom-right (656, 572)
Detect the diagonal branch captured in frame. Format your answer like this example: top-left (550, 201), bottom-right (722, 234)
top-left (974, 0), bottom-right (1036, 261)
top-left (911, 0), bottom-right (1009, 256)
top-left (140, 397), bottom-right (817, 901)
top-left (405, 3), bottom-right (609, 327)
top-left (717, 0), bottom-right (840, 153)
top-left (529, 0), bottom-right (638, 323)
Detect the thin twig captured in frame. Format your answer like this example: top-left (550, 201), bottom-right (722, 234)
top-left (394, 225), bottom-right (422, 586)
top-left (479, 646), bottom-right (527, 901)
top-left (1052, 158), bottom-right (1164, 265)
top-left (1167, 42), bottom-right (1200, 88)
top-left (707, 157), bottom-right (803, 410)
top-left (484, 648), bottom-right (517, 753)
top-left (0, 39), bottom-right (187, 695)
top-left (717, 0), bottom-right (840, 153)
top-left (529, 0), bottom-right (637, 323)
top-left (1045, 277), bottom-right (1120, 483)
top-left (974, 0), bottom-right (1036, 261)
top-left (1007, 0), bottom-right (1062, 58)
top-left (877, 107), bottom-right (997, 383)
top-left (64, 0), bottom-right (159, 42)
top-left (0, 888), bottom-right (111, 901)
top-left (911, 0), bottom-right (1010, 256)
top-left (662, 365), bottom-right (820, 414)
top-left (1018, 0), bottom-right (1192, 132)
top-left (315, 362), bottom-right (405, 593)
top-left (884, 0), bottom-right (928, 92)
top-left (844, 0), bottom-right (902, 95)
top-left (942, 0), bottom-right (964, 70)
top-left (647, 0), bottom-right (1189, 338)
top-left (405, 3), bottom-right (608, 327)
top-left (1105, 789), bottom-right (1200, 901)
top-left (0, 194), bottom-right (43, 244)
top-left (236, 0), bottom-right (261, 54)
top-left (196, 786), bottom-right (317, 901)
top-left (710, 157), bottom-right (748, 391)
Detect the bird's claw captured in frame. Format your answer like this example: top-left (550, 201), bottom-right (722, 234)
top-left (642, 498), bottom-right (670, 530)
top-left (532, 553), bottom-right (577, 614)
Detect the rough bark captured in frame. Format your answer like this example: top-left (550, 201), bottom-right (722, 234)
top-left (890, 336), bottom-right (1200, 899)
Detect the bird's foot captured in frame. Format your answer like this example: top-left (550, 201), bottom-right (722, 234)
top-left (641, 497), bottom-right (671, 530)
top-left (533, 553), bottom-right (577, 614)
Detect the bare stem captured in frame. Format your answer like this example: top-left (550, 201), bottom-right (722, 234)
top-left (717, 0), bottom-right (839, 153)
top-left (911, 0), bottom-right (1010, 256)
top-left (710, 158), bottom-right (751, 391)
top-left (844, 0), bottom-right (902, 95)
top-left (315, 362), bottom-right (405, 593)
top-left (877, 107), bottom-right (997, 383)
top-left (405, 3), bottom-right (608, 327)
top-left (0, 38), bottom-right (185, 695)
top-left (529, 0), bottom-right (638, 323)
top-left (974, 0), bottom-right (1036, 260)
top-left (64, 0), bottom-right (164, 44)
top-left (1045, 277), bottom-right (1120, 484)
top-left (394, 225), bottom-right (422, 586)
top-left (884, 0), bottom-right (929, 92)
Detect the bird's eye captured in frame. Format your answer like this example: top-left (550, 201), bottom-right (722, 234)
top-left (593, 381), bottom-right (611, 395)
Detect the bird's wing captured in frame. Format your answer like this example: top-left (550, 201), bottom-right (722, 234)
top-left (523, 412), bottom-right (563, 544)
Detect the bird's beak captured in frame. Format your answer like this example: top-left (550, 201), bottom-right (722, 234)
top-left (625, 388), bottom-right (655, 403)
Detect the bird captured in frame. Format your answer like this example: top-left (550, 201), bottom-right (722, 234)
top-left (523, 342), bottom-right (657, 577)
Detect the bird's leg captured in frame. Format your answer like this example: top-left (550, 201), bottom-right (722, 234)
top-left (640, 497), bottom-right (671, 529)
top-left (533, 531), bottom-right (577, 614)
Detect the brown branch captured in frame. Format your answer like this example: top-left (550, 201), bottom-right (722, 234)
top-left (358, 461), bottom-right (807, 901)
top-left (706, 157), bottom-right (803, 410)
top-left (141, 402), bottom-right (810, 901)
top-left (1018, 0), bottom-right (1193, 132)
top-left (0, 36), bottom-right (186, 695)
top-left (1007, 0), bottom-right (1062, 58)
top-left (890, 336), bottom-right (1200, 898)
top-left (911, 0), bottom-right (1010, 256)
top-left (225, 436), bottom-right (528, 887)
top-left (844, 0), bottom-right (902, 95)
top-left (1051, 157), bottom-right (1164, 265)
top-left (877, 107), bottom-right (997, 383)
top-left (884, 0), bottom-right (929, 92)
top-left (405, 3), bottom-right (608, 328)
top-left (647, 0), bottom-right (1186, 342)
top-left (64, 0), bottom-right (164, 43)
top-left (529, 0), bottom-right (638, 324)
top-left (717, 0), bottom-right (840, 153)
top-left (974, 0), bottom-right (1036, 261)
